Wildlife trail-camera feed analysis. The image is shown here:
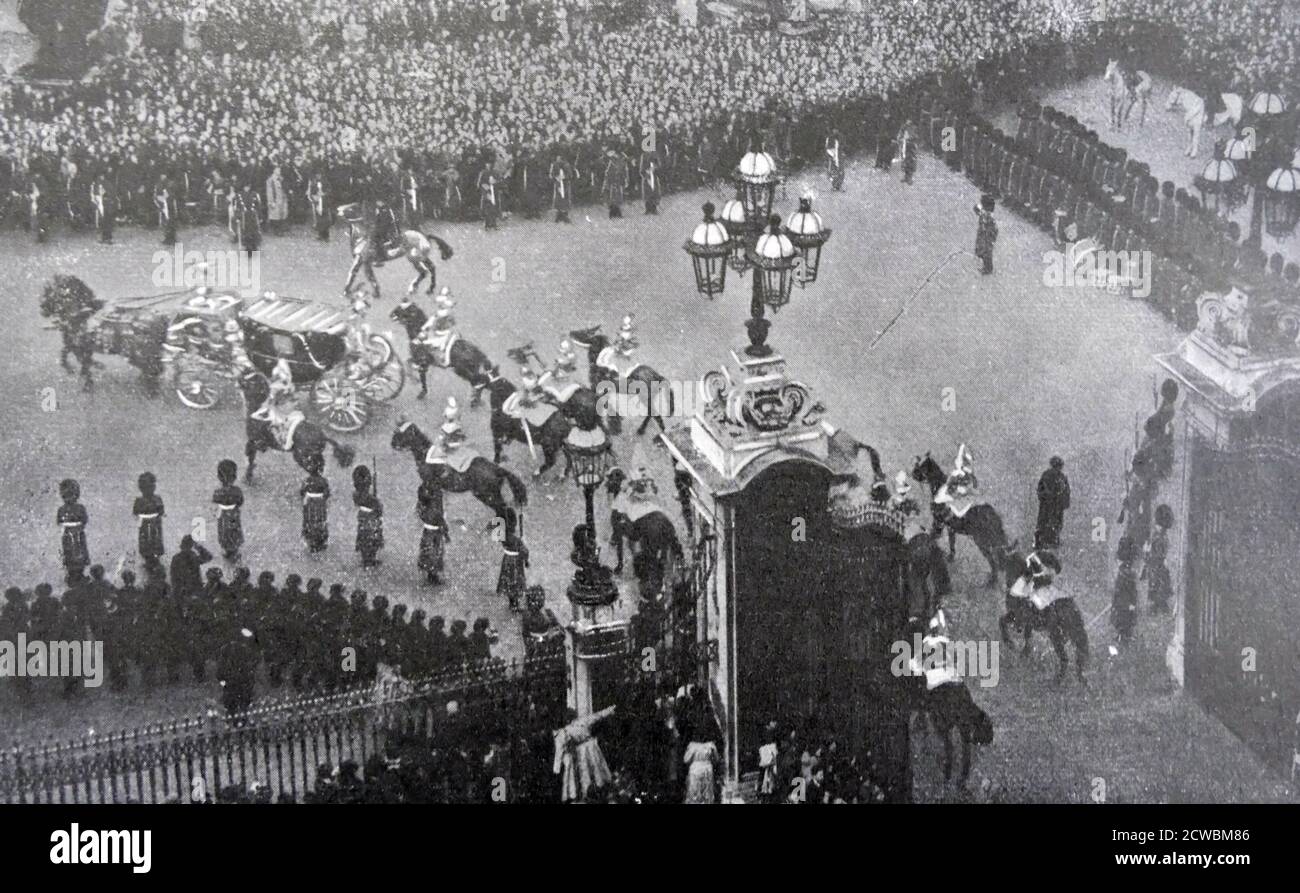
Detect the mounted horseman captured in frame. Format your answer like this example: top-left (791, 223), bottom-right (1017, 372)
top-left (390, 399), bottom-right (528, 523)
top-left (484, 363), bottom-right (572, 478)
top-left (570, 316), bottom-right (674, 436)
top-left (911, 445), bottom-right (1009, 587)
top-left (509, 339), bottom-right (607, 434)
top-left (605, 466), bottom-right (683, 595)
top-left (389, 288), bottom-right (492, 403)
top-left (236, 358), bottom-right (356, 481)
top-left (339, 199), bottom-right (454, 298)
top-left (997, 544), bottom-right (1089, 685)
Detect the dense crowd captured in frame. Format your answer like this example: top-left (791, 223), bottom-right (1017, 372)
top-left (2, 2), bottom-right (1297, 248)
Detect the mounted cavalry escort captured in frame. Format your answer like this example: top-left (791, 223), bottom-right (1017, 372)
top-left (604, 465), bottom-right (683, 594)
top-left (998, 545), bottom-right (1089, 685)
top-left (901, 610), bottom-right (995, 786)
top-left (390, 288), bottom-right (493, 403)
top-left (390, 398), bottom-right (528, 523)
top-left (912, 445), bottom-right (1009, 587)
top-left (570, 316), bottom-right (674, 436)
top-left (485, 363), bottom-right (571, 478)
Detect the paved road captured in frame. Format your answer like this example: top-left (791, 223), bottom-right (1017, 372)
top-left (0, 143), bottom-right (1291, 800)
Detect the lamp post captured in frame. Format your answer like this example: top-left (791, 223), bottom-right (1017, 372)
top-left (683, 150), bottom-right (832, 353)
top-left (562, 425), bottom-right (618, 608)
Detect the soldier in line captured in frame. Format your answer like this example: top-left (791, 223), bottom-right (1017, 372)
top-left (91, 172), bottom-right (116, 244)
top-left (352, 465), bottom-right (384, 568)
top-left (301, 453), bottom-right (331, 553)
top-left (496, 507), bottom-right (530, 612)
top-left (133, 472), bottom-right (166, 573)
top-left (57, 479), bottom-right (90, 585)
top-left (417, 478), bottom-right (449, 586)
top-left (213, 459), bottom-right (245, 562)
top-left (974, 193), bottom-right (998, 275)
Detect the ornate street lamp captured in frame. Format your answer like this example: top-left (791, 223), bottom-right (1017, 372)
top-left (1263, 165), bottom-right (1300, 238)
top-left (747, 214), bottom-right (798, 312)
top-left (1223, 132), bottom-right (1253, 176)
top-left (719, 190), bottom-right (751, 272)
top-left (1248, 91), bottom-right (1287, 120)
top-left (733, 149), bottom-right (780, 226)
top-left (783, 196), bottom-right (832, 287)
top-left (683, 202), bottom-right (731, 300)
top-left (1195, 152), bottom-right (1241, 216)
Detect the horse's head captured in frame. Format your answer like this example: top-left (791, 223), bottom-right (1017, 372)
top-left (391, 416), bottom-right (430, 457)
top-left (484, 367), bottom-right (514, 407)
top-left (389, 300), bottom-right (426, 337)
top-left (911, 452), bottom-right (946, 492)
top-left (999, 539), bottom-right (1027, 579)
top-left (568, 326), bottom-right (606, 362)
top-left (237, 368), bottom-right (269, 408)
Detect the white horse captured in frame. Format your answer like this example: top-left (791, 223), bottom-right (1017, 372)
top-left (1104, 59), bottom-right (1153, 131)
top-left (1166, 85), bottom-right (1243, 158)
top-left (338, 202), bottom-right (455, 297)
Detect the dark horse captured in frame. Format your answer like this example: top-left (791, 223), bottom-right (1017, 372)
top-left (483, 368), bottom-right (572, 478)
top-left (604, 467), bottom-right (684, 590)
top-left (911, 452), bottom-right (1008, 587)
top-left (237, 371), bottom-right (356, 481)
top-left (569, 326), bottom-right (674, 436)
top-left (997, 544), bottom-right (1090, 684)
top-left (907, 670), bottom-right (995, 785)
top-left (389, 301), bottom-right (493, 404)
top-left (390, 419), bottom-right (527, 522)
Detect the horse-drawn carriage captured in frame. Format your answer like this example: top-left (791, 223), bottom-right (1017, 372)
top-left (235, 293), bottom-right (406, 432)
top-left (44, 277), bottom-right (405, 433)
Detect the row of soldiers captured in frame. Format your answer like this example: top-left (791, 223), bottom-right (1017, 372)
top-left (912, 79), bottom-right (1294, 327)
top-left (0, 548), bottom-right (497, 708)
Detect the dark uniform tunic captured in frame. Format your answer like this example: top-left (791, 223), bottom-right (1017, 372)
top-left (1145, 528), bottom-right (1171, 613)
top-left (213, 483), bottom-right (245, 558)
top-left (496, 532), bottom-right (529, 609)
top-left (301, 473), bottom-right (330, 551)
top-left (417, 482), bottom-right (448, 580)
top-left (58, 502), bottom-right (90, 582)
top-left (353, 489), bottom-right (384, 565)
top-left (133, 493), bottom-right (166, 564)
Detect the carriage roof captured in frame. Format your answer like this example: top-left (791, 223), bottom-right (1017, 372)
top-left (108, 288), bottom-right (245, 322)
top-left (240, 294), bottom-right (352, 336)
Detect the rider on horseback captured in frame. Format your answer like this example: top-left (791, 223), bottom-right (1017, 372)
top-left (371, 199), bottom-right (400, 264)
top-left (938, 443), bottom-right (978, 517)
top-left (539, 338), bottom-right (580, 403)
top-left (414, 288), bottom-right (459, 365)
top-left (1009, 548), bottom-right (1065, 610)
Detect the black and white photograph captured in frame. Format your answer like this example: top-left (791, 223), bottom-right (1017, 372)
top-left (0, 0), bottom-right (1294, 870)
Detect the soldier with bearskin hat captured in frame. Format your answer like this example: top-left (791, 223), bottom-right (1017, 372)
top-left (496, 506), bottom-right (529, 612)
top-left (352, 464), bottom-right (384, 568)
top-left (417, 478), bottom-right (449, 586)
top-left (1144, 504), bottom-right (1174, 615)
top-left (57, 478), bottom-right (90, 584)
top-left (974, 193), bottom-right (998, 274)
top-left (1113, 536), bottom-right (1140, 646)
top-left (301, 453), bottom-right (331, 553)
top-left (133, 472), bottom-right (166, 572)
top-left (212, 459), bottom-right (245, 562)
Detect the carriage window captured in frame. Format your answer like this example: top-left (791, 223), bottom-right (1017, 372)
top-left (272, 334), bottom-right (295, 356)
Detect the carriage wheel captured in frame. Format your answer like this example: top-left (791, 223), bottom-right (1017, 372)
top-left (313, 373), bottom-right (369, 432)
top-left (363, 355), bottom-right (406, 402)
top-left (174, 362), bottom-right (221, 409)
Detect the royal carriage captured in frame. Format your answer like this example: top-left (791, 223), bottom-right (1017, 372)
top-left (156, 288), bottom-right (405, 432)
top-left (237, 293), bottom-right (406, 432)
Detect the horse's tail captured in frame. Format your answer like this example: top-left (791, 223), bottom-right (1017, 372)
top-left (500, 465), bottom-right (528, 506)
top-left (327, 438), bottom-right (356, 468)
top-left (859, 442), bottom-right (884, 481)
top-left (424, 233), bottom-right (454, 260)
